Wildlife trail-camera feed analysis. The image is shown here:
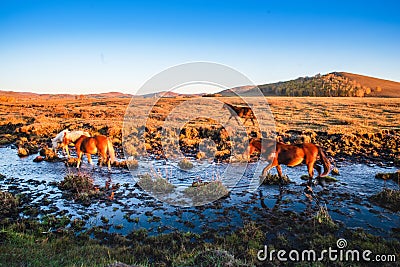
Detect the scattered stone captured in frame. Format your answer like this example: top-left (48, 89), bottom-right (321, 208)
top-left (39, 147), bottom-right (59, 161)
top-left (33, 156), bottom-right (45, 162)
top-left (17, 147), bottom-right (29, 157)
top-left (65, 157), bottom-right (79, 167)
top-left (375, 171), bottom-right (400, 182)
top-left (331, 167), bottom-right (340, 175)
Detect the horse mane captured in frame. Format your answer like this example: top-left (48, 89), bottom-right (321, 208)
top-left (52, 129), bottom-right (69, 142)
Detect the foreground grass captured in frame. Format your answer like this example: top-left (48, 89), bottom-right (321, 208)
top-left (0, 231), bottom-right (131, 267)
top-left (1, 215), bottom-right (399, 267)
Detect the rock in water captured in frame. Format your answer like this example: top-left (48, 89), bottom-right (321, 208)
top-left (33, 156), bottom-right (44, 162)
top-left (39, 148), bottom-right (59, 161)
top-left (17, 147), bottom-right (29, 157)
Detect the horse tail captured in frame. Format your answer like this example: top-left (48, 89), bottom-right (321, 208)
top-left (107, 139), bottom-right (116, 163)
top-left (318, 146), bottom-right (331, 177)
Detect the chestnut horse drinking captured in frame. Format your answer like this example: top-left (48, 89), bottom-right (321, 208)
top-left (249, 138), bottom-right (331, 184)
top-left (72, 135), bottom-right (116, 170)
top-left (52, 129), bottom-right (90, 157)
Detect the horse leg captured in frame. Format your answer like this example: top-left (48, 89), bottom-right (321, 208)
top-left (65, 145), bottom-right (70, 158)
top-left (77, 152), bottom-right (83, 169)
top-left (314, 164), bottom-right (322, 177)
top-left (87, 154), bottom-right (93, 166)
top-left (306, 162), bottom-right (315, 187)
top-left (261, 162), bottom-right (275, 178)
top-left (276, 165), bottom-right (286, 186)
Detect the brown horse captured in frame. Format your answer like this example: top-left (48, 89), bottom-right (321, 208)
top-left (249, 138), bottom-right (331, 184)
top-left (73, 135), bottom-right (116, 170)
top-left (223, 102), bottom-right (256, 126)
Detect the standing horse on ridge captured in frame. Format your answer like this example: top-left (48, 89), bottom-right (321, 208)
top-left (223, 102), bottom-right (256, 126)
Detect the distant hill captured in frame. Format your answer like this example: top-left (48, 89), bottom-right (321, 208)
top-left (0, 90), bottom-right (133, 101)
top-left (337, 72), bottom-right (400, 97)
top-left (2, 72), bottom-right (399, 101)
top-left (140, 91), bottom-right (205, 98)
top-left (218, 72), bottom-right (400, 97)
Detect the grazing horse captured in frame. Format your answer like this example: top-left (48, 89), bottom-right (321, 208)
top-left (249, 138), bottom-right (331, 184)
top-left (73, 135), bottom-right (116, 170)
top-left (223, 102), bottom-right (256, 126)
top-left (51, 129), bottom-right (90, 157)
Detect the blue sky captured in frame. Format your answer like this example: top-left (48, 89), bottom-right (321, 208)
top-left (0, 0), bottom-right (399, 94)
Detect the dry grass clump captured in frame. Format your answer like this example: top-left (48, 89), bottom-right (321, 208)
top-left (260, 173), bottom-right (290, 185)
top-left (111, 159), bottom-right (139, 169)
top-left (369, 188), bottom-right (400, 212)
top-left (184, 180), bottom-right (229, 203)
top-left (58, 172), bottom-right (104, 205)
top-left (178, 158), bottom-right (194, 170)
top-left (138, 173), bottom-right (175, 194)
top-left (314, 205), bottom-right (336, 229)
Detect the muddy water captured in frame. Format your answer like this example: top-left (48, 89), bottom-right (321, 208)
top-left (0, 146), bottom-right (398, 237)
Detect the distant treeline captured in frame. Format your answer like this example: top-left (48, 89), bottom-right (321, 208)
top-left (258, 73), bottom-right (381, 97)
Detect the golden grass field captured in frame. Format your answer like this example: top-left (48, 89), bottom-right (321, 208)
top-left (1, 96), bottom-right (399, 137)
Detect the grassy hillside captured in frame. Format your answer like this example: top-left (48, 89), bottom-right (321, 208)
top-left (219, 72), bottom-right (400, 97)
top-left (339, 72), bottom-right (400, 97)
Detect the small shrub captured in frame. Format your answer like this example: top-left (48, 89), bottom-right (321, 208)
top-left (314, 205), bottom-right (337, 229)
top-left (17, 147), bottom-right (29, 157)
top-left (184, 180), bottom-right (229, 204)
top-left (369, 188), bottom-right (400, 212)
top-left (261, 173), bottom-right (290, 185)
top-left (138, 173), bottom-right (175, 194)
top-left (58, 172), bottom-right (103, 205)
top-left (178, 158), bottom-right (193, 170)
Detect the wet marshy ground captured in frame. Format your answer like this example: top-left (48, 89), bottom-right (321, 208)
top-left (0, 146), bottom-right (398, 241)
